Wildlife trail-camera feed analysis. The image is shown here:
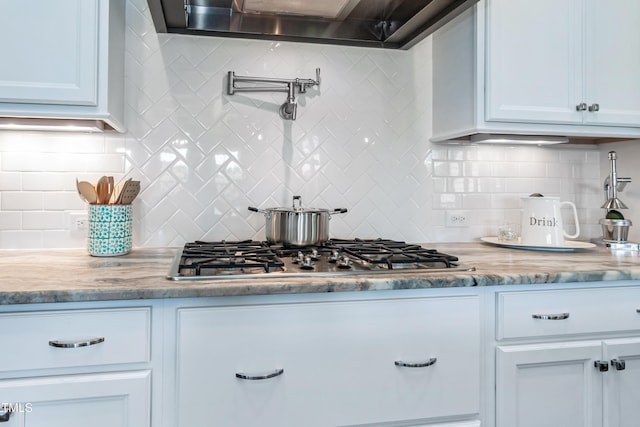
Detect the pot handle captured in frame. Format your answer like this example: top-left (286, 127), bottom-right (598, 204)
top-left (329, 208), bottom-right (348, 219)
top-left (248, 206), bottom-right (267, 214)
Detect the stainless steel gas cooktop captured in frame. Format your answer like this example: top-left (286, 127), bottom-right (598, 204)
top-left (167, 239), bottom-right (474, 281)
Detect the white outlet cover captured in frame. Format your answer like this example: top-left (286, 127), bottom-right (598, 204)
top-left (446, 210), bottom-right (469, 227)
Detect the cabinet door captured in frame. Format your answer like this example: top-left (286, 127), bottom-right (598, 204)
top-left (0, 0), bottom-right (98, 106)
top-left (322, 296), bottom-right (480, 426)
top-left (485, 0), bottom-right (584, 124)
top-left (583, 0), bottom-right (640, 127)
top-left (602, 338), bottom-right (640, 427)
top-left (496, 341), bottom-right (602, 427)
top-left (176, 303), bottom-right (333, 427)
top-left (0, 371), bottom-right (150, 427)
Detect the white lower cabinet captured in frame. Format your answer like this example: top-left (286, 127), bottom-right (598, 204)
top-left (0, 371), bottom-right (150, 427)
top-left (0, 304), bottom-right (153, 427)
top-left (495, 286), bottom-right (640, 427)
top-left (174, 295), bottom-right (481, 426)
top-left (602, 339), bottom-right (640, 427)
top-left (496, 341), bottom-right (603, 427)
top-left (496, 339), bottom-right (640, 427)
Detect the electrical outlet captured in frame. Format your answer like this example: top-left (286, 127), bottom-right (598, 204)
top-left (446, 210), bottom-right (469, 227)
top-left (69, 212), bottom-right (89, 231)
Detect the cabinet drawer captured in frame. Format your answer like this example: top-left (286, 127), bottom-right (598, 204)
top-left (497, 287), bottom-right (640, 339)
top-left (176, 296), bottom-right (480, 426)
top-left (0, 307), bottom-right (150, 372)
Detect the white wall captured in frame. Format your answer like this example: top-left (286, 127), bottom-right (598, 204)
top-left (0, 0), bottom-right (606, 249)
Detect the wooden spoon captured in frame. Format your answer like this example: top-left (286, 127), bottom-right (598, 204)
top-left (96, 176), bottom-right (109, 204)
top-left (76, 179), bottom-right (98, 204)
top-left (106, 176), bottom-right (115, 204)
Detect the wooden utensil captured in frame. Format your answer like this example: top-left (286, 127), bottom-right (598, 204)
top-left (96, 176), bottom-right (109, 204)
top-left (114, 178), bottom-right (133, 204)
top-left (76, 179), bottom-right (98, 204)
top-left (106, 176), bottom-right (115, 204)
top-left (118, 180), bottom-right (140, 205)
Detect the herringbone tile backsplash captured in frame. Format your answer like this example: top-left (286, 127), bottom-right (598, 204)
top-left (0, 0), bottom-right (602, 250)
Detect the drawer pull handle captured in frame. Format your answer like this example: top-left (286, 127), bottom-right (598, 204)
top-left (532, 313), bottom-right (570, 320)
top-left (594, 360), bottom-right (609, 372)
top-left (0, 407), bottom-right (11, 422)
top-left (49, 337), bottom-right (105, 348)
top-left (235, 368), bottom-right (284, 380)
top-left (611, 359), bottom-right (626, 371)
top-left (395, 357), bottom-right (437, 368)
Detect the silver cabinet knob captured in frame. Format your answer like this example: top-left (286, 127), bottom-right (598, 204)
top-left (576, 103), bottom-right (587, 111)
top-left (588, 103), bottom-right (600, 112)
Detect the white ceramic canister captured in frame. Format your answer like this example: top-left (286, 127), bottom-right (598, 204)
top-left (520, 196), bottom-right (580, 246)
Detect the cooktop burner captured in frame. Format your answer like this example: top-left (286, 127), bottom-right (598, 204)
top-left (168, 239), bottom-right (474, 281)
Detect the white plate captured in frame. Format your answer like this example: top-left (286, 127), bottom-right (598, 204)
top-left (480, 237), bottom-right (596, 252)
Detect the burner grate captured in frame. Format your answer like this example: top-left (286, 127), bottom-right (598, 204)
top-left (179, 240), bottom-right (285, 275)
top-left (329, 238), bottom-right (458, 269)
top-left (168, 238), bottom-right (472, 280)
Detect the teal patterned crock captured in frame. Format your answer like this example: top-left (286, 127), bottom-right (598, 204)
top-left (88, 205), bottom-right (133, 256)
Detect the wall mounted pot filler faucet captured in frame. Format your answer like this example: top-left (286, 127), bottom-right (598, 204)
top-left (227, 68), bottom-right (321, 120)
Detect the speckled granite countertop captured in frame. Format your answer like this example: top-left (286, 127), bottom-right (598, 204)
top-left (1, 241), bottom-right (640, 304)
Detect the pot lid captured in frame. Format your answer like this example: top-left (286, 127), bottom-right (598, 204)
top-left (268, 206), bottom-right (330, 214)
top-left (270, 196), bottom-right (329, 213)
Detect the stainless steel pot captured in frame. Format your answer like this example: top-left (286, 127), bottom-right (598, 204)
top-left (248, 196), bottom-right (347, 246)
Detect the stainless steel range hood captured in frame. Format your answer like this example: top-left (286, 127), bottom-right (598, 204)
top-left (147, 0), bottom-right (478, 49)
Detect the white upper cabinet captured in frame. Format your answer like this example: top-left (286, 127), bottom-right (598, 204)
top-left (583, 0), bottom-right (640, 127)
top-left (485, 0), bottom-right (584, 124)
top-left (0, 1), bottom-right (99, 106)
top-left (432, 0), bottom-right (640, 142)
top-left (0, 0), bottom-right (125, 131)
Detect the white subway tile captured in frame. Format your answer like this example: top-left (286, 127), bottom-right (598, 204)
top-left (0, 212), bottom-right (21, 230)
top-left (2, 153), bottom-right (125, 173)
top-left (22, 211), bottom-right (67, 230)
top-left (43, 230), bottom-right (88, 249)
top-left (0, 172), bottom-right (21, 190)
top-left (44, 192), bottom-right (86, 210)
top-left (462, 194), bottom-right (491, 209)
top-left (22, 173), bottom-right (77, 191)
top-left (491, 162), bottom-right (519, 177)
top-left (1, 192), bottom-right (44, 210)
top-left (516, 162), bottom-right (547, 177)
top-left (463, 161), bottom-right (492, 177)
top-left (0, 230), bottom-right (43, 249)
top-left (432, 193), bottom-right (461, 209)
top-left (491, 194), bottom-right (521, 210)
